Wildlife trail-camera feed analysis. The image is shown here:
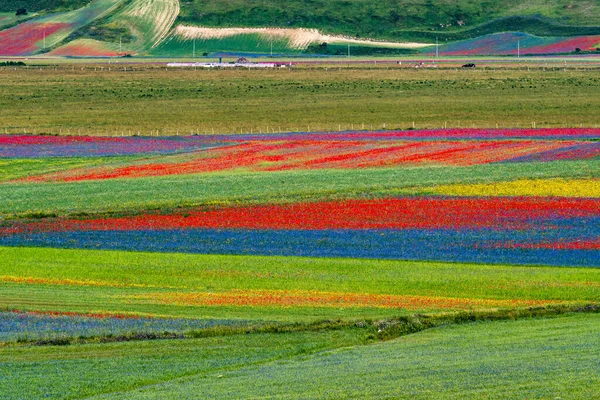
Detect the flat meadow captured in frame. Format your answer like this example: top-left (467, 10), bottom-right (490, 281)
top-left (2, 64), bottom-right (600, 133)
top-left (0, 62), bottom-right (599, 399)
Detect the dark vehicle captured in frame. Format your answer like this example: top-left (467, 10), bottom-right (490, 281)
top-left (462, 63), bottom-right (476, 68)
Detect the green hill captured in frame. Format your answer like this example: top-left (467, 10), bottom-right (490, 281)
top-left (0, 0), bottom-right (89, 13)
top-left (177, 0), bottom-right (600, 42)
top-left (3, 0), bottom-right (600, 56)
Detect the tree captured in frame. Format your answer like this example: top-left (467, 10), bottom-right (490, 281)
top-left (16, 8), bottom-right (27, 16)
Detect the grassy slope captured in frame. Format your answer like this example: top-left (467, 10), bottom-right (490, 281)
top-left (1, 246), bottom-right (599, 320)
top-left (1, 313), bottom-right (597, 399)
top-left (178, 0), bottom-right (600, 42)
top-left (0, 0), bottom-right (89, 13)
top-left (1, 160), bottom-right (597, 217)
top-left (152, 32), bottom-right (304, 56)
top-left (75, 0), bottom-right (180, 53)
top-left (0, 329), bottom-right (366, 399)
top-left (0, 0), bottom-right (126, 56)
top-left (0, 12), bottom-right (35, 29)
top-left (1, 69), bottom-right (600, 134)
top-left (110, 314), bottom-right (600, 399)
top-left (5, 1), bottom-right (600, 55)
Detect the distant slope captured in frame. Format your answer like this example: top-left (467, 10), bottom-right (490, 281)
top-left (47, 38), bottom-right (120, 56)
top-left (3, 0), bottom-right (600, 56)
top-left (62, 0), bottom-right (180, 55)
top-left (121, 0), bottom-right (179, 48)
top-left (177, 0), bottom-right (600, 42)
top-left (0, 0), bottom-right (123, 56)
top-left (153, 25), bottom-right (430, 57)
top-left (423, 32), bottom-right (600, 56)
top-left (0, 12), bottom-right (33, 30)
top-left (0, 0), bottom-right (89, 13)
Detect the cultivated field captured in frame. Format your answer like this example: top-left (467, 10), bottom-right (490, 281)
top-left (0, 64), bottom-right (598, 398)
top-left (2, 65), bottom-right (600, 133)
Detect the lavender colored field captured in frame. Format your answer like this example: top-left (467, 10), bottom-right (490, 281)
top-left (427, 32), bottom-right (600, 56)
top-left (2, 224), bottom-right (598, 267)
top-left (0, 135), bottom-right (228, 158)
top-left (0, 310), bottom-right (252, 341)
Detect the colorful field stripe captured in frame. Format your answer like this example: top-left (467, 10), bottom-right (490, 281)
top-left (3, 197), bottom-right (598, 233)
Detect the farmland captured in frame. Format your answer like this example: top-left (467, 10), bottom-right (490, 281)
top-left (5, 0), bottom-right (600, 56)
top-left (2, 67), bottom-right (600, 134)
top-left (0, 0), bottom-right (124, 56)
top-left (0, 63), bottom-right (599, 398)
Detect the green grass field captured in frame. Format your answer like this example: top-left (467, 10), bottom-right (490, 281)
top-left (2, 160), bottom-right (597, 218)
top-left (1, 245), bottom-right (599, 397)
top-left (152, 33), bottom-right (303, 57)
top-left (122, 314), bottom-right (600, 399)
top-left (2, 246), bottom-right (599, 320)
top-left (0, 328), bottom-right (367, 399)
top-left (1, 67), bottom-right (600, 134)
top-left (1, 310), bottom-right (598, 399)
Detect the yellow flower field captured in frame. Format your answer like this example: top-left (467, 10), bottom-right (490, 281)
top-left (426, 178), bottom-right (600, 198)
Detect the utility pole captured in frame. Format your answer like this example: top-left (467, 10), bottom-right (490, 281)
top-left (436, 37), bottom-right (439, 58)
top-left (193, 38), bottom-right (196, 58)
top-left (43, 30), bottom-right (46, 50)
top-left (270, 40), bottom-right (273, 56)
top-left (348, 42), bottom-right (350, 58)
top-left (119, 36), bottom-right (122, 54)
top-left (517, 39), bottom-right (520, 59)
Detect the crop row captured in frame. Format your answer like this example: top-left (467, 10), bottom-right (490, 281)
top-left (4, 197), bottom-right (598, 233)
top-left (2, 225), bottom-right (598, 266)
top-left (3, 138), bottom-right (598, 183)
top-left (134, 290), bottom-right (560, 310)
top-left (0, 135), bottom-right (225, 158)
top-left (0, 310), bottom-right (248, 342)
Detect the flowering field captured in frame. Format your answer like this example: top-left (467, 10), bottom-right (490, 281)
top-left (1, 128), bottom-right (598, 398)
top-left (0, 128), bottom-right (598, 267)
top-left (0, 310), bottom-right (250, 341)
top-left (0, 0), bottom-right (123, 56)
top-left (48, 38), bottom-right (120, 57)
top-left (427, 32), bottom-right (600, 56)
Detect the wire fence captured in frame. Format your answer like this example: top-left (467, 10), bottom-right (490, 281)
top-left (2, 122), bottom-right (600, 137)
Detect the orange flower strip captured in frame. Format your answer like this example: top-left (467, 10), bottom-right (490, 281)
top-left (134, 290), bottom-right (563, 310)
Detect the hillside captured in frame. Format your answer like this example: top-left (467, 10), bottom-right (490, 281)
top-left (177, 0), bottom-right (600, 41)
top-left (2, 0), bottom-right (600, 56)
top-left (0, 0), bottom-right (89, 13)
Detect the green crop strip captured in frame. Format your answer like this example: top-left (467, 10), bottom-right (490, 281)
top-left (1, 160), bottom-right (597, 218)
top-left (1, 247), bottom-right (599, 321)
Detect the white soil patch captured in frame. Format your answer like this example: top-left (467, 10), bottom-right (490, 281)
top-left (174, 25), bottom-right (433, 50)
